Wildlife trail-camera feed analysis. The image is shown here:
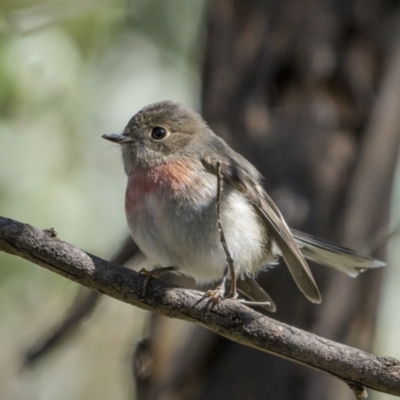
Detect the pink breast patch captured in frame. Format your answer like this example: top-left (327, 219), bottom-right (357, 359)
top-left (125, 159), bottom-right (201, 214)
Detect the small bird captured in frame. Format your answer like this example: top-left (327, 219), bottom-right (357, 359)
top-left (103, 101), bottom-right (385, 311)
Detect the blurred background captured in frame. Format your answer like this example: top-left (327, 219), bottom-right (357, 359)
top-left (0, 1), bottom-right (399, 399)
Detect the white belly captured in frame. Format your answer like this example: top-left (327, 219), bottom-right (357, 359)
top-left (126, 167), bottom-right (274, 284)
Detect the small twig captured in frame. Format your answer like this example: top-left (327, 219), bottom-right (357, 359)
top-left (216, 161), bottom-right (237, 298)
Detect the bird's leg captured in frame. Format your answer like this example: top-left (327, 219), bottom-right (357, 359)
top-left (216, 162), bottom-right (237, 299)
top-left (139, 266), bottom-right (176, 295)
top-left (192, 265), bottom-right (230, 310)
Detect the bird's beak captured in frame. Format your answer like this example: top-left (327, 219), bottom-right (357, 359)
top-left (102, 133), bottom-right (129, 144)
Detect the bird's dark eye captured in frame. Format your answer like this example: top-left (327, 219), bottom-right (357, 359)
top-left (151, 126), bottom-right (168, 140)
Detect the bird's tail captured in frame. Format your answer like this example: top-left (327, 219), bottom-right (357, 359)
top-left (292, 229), bottom-right (386, 277)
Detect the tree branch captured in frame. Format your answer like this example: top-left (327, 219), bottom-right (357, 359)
top-left (0, 216), bottom-right (399, 397)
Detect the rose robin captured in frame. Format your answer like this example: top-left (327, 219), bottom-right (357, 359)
top-left (103, 101), bottom-right (385, 311)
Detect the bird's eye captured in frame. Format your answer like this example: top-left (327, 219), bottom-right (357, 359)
top-left (151, 126), bottom-right (168, 140)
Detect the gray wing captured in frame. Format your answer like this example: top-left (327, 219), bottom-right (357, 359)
top-left (200, 138), bottom-right (321, 304)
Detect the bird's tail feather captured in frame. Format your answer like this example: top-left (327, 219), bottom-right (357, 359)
top-left (291, 229), bottom-right (385, 277)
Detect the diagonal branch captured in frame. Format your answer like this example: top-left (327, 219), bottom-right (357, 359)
top-left (0, 215), bottom-right (399, 397)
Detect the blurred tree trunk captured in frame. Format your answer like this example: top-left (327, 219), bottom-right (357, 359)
top-left (134, 1), bottom-right (400, 399)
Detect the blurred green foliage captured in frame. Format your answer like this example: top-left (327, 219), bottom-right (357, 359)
top-left (0, 1), bottom-right (206, 399)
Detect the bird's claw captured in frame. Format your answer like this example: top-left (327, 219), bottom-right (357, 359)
top-left (204, 285), bottom-right (226, 304)
top-left (139, 268), bottom-right (154, 296)
top-left (193, 284), bottom-right (234, 312)
top-left (139, 267), bottom-right (175, 296)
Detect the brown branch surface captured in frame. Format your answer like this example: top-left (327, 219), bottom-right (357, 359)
top-left (1, 216), bottom-right (400, 397)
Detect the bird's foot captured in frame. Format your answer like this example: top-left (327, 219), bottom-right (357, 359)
top-left (193, 282), bottom-right (238, 312)
top-left (139, 266), bottom-right (175, 296)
